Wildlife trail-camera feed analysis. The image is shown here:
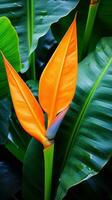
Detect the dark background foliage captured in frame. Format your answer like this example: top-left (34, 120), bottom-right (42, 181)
top-left (0, 0), bottom-right (112, 199)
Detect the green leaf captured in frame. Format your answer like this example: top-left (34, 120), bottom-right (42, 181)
top-left (23, 139), bottom-right (44, 200)
top-left (26, 80), bottom-right (38, 97)
top-left (0, 1), bottom-right (28, 71)
top-left (6, 110), bottom-right (31, 162)
top-left (51, 4), bottom-right (88, 61)
top-left (0, 16), bottom-right (21, 98)
top-left (5, 141), bottom-right (25, 162)
top-left (98, 0), bottom-right (112, 32)
top-left (30, 0), bottom-right (79, 54)
top-left (0, 0), bottom-right (79, 72)
top-left (87, 0), bottom-right (112, 55)
top-left (0, 99), bottom-right (11, 144)
top-left (0, 98), bottom-right (29, 161)
top-left (80, 1), bottom-right (100, 60)
top-left (55, 37), bottom-right (112, 200)
top-left (65, 158), bottom-right (112, 200)
top-left (79, 0), bottom-right (112, 58)
top-left (52, 0), bottom-right (112, 61)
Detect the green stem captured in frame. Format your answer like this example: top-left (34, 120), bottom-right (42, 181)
top-left (44, 143), bottom-right (54, 200)
top-left (80, 0), bottom-right (100, 60)
top-left (27, 0), bottom-right (36, 80)
top-left (30, 52), bottom-right (36, 80)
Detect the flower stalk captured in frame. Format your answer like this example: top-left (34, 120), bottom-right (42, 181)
top-left (44, 143), bottom-right (54, 200)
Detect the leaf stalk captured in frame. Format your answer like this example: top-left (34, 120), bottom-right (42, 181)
top-left (80, 0), bottom-right (100, 60)
top-left (27, 0), bottom-right (36, 80)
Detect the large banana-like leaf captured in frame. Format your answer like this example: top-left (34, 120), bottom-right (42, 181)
top-left (64, 158), bottom-right (112, 200)
top-left (55, 37), bottom-right (112, 199)
top-left (23, 139), bottom-right (44, 200)
top-left (0, 0), bottom-right (79, 71)
top-left (23, 37), bottom-right (112, 200)
top-left (0, 17), bottom-right (21, 98)
top-left (0, 0), bottom-right (28, 70)
top-left (31, 1), bottom-right (79, 54)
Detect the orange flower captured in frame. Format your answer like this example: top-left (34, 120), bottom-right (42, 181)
top-left (1, 18), bottom-right (77, 148)
top-left (39, 18), bottom-right (77, 127)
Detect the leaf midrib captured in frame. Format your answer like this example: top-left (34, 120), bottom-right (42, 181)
top-left (61, 55), bottom-right (112, 171)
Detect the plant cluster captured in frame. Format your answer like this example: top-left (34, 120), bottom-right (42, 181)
top-left (0, 0), bottom-right (112, 200)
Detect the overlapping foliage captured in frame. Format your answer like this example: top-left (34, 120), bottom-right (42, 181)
top-left (0, 0), bottom-right (112, 200)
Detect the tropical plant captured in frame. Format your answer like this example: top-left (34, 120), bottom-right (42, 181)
top-left (1, 17), bottom-right (77, 200)
top-left (0, 0), bottom-right (112, 200)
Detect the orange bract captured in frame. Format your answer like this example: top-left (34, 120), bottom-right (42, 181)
top-left (39, 18), bottom-right (77, 127)
top-left (2, 53), bottom-right (50, 147)
top-left (1, 17), bottom-right (78, 147)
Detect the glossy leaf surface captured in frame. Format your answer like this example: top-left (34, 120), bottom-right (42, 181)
top-left (2, 54), bottom-right (49, 147)
top-left (52, 0), bottom-right (112, 61)
top-left (23, 139), bottom-right (44, 200)
top-left (55, 37), bottom-right (112, 199)
top-left (65, 158), bottom-right (112, 200)
top-left (31, 1), bottom-right (79, 54)
top-left (0, 17), bottom-right (21, 98)
top-left (0, 0), bottom-right (79, 71)
top-left (23, 37), bottom-right (112, 200)
top-left (39, 19), bottom-right (77, 126)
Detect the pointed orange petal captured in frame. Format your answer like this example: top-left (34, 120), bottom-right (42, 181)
top-left (39, 18), bottom-right (78, 126)
top-left (2, 53), bottom-right (50, 147)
